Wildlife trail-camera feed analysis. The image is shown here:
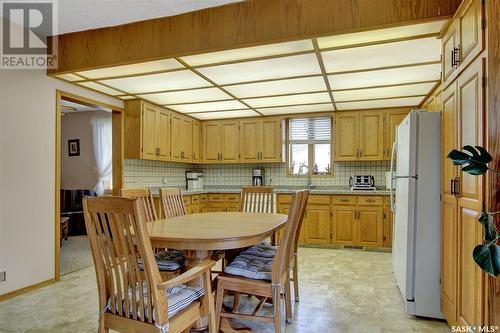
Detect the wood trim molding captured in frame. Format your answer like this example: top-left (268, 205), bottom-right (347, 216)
top-left (48, 0), bottom-right (461, 74)
top-left (486, 0), bottom-right (500, 326)
top-left (0, 279), bottom-right (56, 302)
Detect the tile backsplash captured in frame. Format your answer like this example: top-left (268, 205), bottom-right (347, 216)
top-left (124, 159), bottom-right (390, 189)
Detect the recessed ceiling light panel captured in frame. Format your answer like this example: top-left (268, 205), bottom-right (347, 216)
top-left (139, 87), bottom-right (231, 105)
top-left (333, 82), bottom-right (437, 102)
top-left (258, 103), bottom-right (333, 116)
top-left (78, 81), bottom-right (124, 96)
top-left (336, 96), bottom-right (425, 110)
top-left (76, 59), bottom-right (183, 79)
top-left (55, 73), bottom-right (84, 82)
top-left (169, 100), bottom-right (248, 113)
top-left (191, 110), bottom-right (259, 120)
top-left (244, 92), bottom-right (331, 108)
top-left (225, 76), bottom-right (327, 98)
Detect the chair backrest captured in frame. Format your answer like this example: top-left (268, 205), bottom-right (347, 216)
top-left (120, 188), bottom-right (157, 222)
top-left (239, 186), bottom-right (274, 213)
top-left (271, 190), bottom-right (309, 283)
top-left (83, 196), bottom-right (169, 326)
top-left (159, 188), bottom-right (187, 219)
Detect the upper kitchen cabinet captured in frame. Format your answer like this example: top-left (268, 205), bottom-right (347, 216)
top-left (192, 120), bottom-right (201, 163)
top-left (202, 120), bottom-right (240, 163)
top-left (334, 110), bottom-right (384, 161)
top-left (171, 114), bottom-right (193, 163)
top-left (240, 117), bottom-right (282, 163)
top-left (384, 109), bottom-right (410, 160)
top-left (442, 0), bottom-right (484, 88)
top-left (124, 100), bottom-right (171, 161)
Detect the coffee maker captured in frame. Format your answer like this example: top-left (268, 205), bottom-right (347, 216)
top-left (252, 168), bottom-right (265, 186)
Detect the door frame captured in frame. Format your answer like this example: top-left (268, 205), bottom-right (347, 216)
top-left (55, 90), bottom-right (124, 281)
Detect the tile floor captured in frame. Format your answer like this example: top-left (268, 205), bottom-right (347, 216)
top-left (0, 248), bottom-right (450, 333)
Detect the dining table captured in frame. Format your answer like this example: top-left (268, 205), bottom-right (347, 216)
top-left (148, 211), bottom-right (288, 333)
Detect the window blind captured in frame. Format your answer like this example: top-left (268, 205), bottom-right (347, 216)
top-left (289, 117), bottom-right (331, 142)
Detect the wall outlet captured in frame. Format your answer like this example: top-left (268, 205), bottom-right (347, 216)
top-left (0, 271), bottom-right (6, 282)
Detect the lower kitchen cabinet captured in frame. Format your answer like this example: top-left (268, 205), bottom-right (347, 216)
top-left (303, 204), bottom-right (331, 244)
top-left (332, 206), bottom-right (356, 245)
top-left (358, 206), bottom-right (384, 247)
top-left (383, 206), bottom-right (393, 248)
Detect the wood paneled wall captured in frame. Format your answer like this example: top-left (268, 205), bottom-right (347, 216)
top-left (487, 0), bottom-right (500, 326)
top-left (49, 0), bottom-right (461, 74)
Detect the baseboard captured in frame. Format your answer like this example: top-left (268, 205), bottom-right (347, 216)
top-left (0, 278), bottom-right (56, 302)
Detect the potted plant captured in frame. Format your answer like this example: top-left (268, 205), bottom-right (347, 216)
top-left (448, 145), bottom-right (500, 277)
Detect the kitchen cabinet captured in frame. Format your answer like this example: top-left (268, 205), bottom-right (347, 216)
top-left (240, 117), bottom-right (282, 163)
top-left (442, 0), bottom-right (484, 88)
top-left (171, 114), bottom-right (193, 162)
top-left (332, 205), bottom-right (356, 245)
top-left (202, 120), bottom-right (240, 163)
top-left (124, 100), bottom-right (171, 161)
top-left (192, 120), bottom-right (201, 163)
top-left (303, 204), bottom-right (331, 244)
top-left (357, 206), bottom-right (384, 247)
top-left (383, 207), bottom-right (392, 248)
top-left (335, 110), bottom-right (392, 161)
top-left (384, 109), bottom-right (410, 160)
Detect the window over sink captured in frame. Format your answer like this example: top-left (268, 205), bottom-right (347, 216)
top-left (287, 116), bottom-right (332, 176)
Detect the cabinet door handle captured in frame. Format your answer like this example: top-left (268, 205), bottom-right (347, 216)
top-left (453, 177), bottom-right (461, 197)
top-left (181, 151), bottom-right (184, 159)
top-left (450, 178), bottom-right (455, 195)
top-left (339, 198), bottom-right (349, 202)
top-left (452, 45), bottom-right (461, 68)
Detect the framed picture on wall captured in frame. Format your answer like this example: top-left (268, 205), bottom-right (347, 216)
top-left (68, 139), bottom-right (80, 157)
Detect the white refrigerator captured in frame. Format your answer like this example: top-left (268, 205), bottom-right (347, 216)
top-left (390, 110), bottom-right (444, 319)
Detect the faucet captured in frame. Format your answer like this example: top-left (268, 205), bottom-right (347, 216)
top-left (299, 164), bottom-right (315, 189)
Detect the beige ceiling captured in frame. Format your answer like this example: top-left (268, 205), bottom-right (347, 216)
top-left (54, 20), bottom-right (446, 120)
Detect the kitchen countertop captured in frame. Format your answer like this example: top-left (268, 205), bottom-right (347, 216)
top-left (149, 186), bottom-right (390, 196)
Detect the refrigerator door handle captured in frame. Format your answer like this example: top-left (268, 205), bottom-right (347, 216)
top-left (393, 175), bottom-right (418, 179)
top-left (389, 140), bottom-right (397, 213)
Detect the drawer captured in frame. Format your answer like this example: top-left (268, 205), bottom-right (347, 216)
top-left (308, 195), bottom-right (331, 205)
top-left (332, 195), bottom-right (357, 205)
top-left (225, 202), bottom-right (240, 211)
top-left (191, 195), bottom-right (200, 204)
top-left (357, 196), bottom-right (383, 206)
top-left (208, 194), bottom-right (224, 202)
top-left (200, 194), bottom-right (208, 202)
top-left (224, 193), bottom-right (240, 203)
top-left (183, 195), bottom-right (191, 206)
top-left (278, 194), bottom-right (292, 204)
top-left (191, 204), bottom-right (201, 214)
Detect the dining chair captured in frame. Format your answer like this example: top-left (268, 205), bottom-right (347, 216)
top-left (159, 188), bottom-right (187, 219)
top-left (239, 186), bottom-right (274, 213)
top-left (83, 196), bottom-right (216, 333)
top-left (215, 190), bottom-right (309, 333)
top-left (121, 188), bottom-right (184, 279)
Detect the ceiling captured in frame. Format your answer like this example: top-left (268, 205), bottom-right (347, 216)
top-left (57, 0), bottom-right (243, 34)
top-left (60, 99), bottom-right (111, 113)
top-left (54, 19), bottom-right (446, 120)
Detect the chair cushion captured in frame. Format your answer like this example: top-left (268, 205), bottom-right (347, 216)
top-left (241, 244), bottom-right (277, 259)
top-left (138, 250), bottom-right (185, 272)
top-left (224, 254), bottom-right (273, 280)
top-left (107, 282), bottom-right (204, 320)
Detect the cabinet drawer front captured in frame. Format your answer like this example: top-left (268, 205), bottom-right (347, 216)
top-left (332, 196), bottom-right (357, 205)
top-left (308, 195), bottom-right (331, 205)
top-left (200, 194), bottom-right (208, 202)
top-left (191, 204), bottom-right (201, 214)
top-left (190, 195), bottom-right (200, 204)
top-left (224, 193), bottom-right (241, 203)
top-left (278, 194), bottom-right (292, 204)
top-left (208, 194), bottom-right (224, 202)
top-left (183, 196), bottom-right (191, 206)
top-left (357, 196), bottom-right (383, 205)
top-left (225, 202), bottom-right (240, 211)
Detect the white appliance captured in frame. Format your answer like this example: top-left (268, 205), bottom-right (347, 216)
top-left (389, 110), bottom-right (443, 319)
top-left (186, 171), bottom-right (204, 190)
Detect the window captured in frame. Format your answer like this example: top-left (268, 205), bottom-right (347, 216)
top-left (288, 116), bottom-right (332, 175)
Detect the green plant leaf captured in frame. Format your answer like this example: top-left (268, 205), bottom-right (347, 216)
top-left (478, 210), bottom-right (499, 242)
top-left (447, 145), bottom-right (492, 175)
top-left (473, 243), bottom-right (500, 277)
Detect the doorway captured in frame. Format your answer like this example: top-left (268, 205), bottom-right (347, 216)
top-left (55, 91), bottom-right (123, 279)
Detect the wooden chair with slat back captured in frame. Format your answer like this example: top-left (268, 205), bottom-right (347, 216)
top-left (239, 186), bottom-right (274, 213)
top-left (215, 190), bottom-right (309, 333)
top-left (120, 188), bottom-right (157, 222)
top-left (83, 196), bottom-right (216, 333)
top-left (159, 188), bottom-right (187, 219)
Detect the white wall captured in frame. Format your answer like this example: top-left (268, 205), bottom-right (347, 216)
top-left (0, 69), bottom-right (122, 295)
top-left (61, 111), bottom-right (111, 190)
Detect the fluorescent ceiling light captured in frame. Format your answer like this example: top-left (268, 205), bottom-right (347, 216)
top-left (118, 96), bottom-right (136, 100)
top-left (191, 110), bottom-right (260, 120)
top-left (100, 70), bottom-right (212, 94)
top-left (139, 87), bottom-right (231, 105)
top-left (244, 92), bottom-right (331, 108)
top-left (333, 82), bottom-right (437, 102)
top-left (181, 40), bottom-right (314, 66)
top-left (197, 53), bottom-right (322, 85)
top-left (328, 63), bottom-right (441, 90)
top-left (258, 103), bottom-right (333, 116)
top-left (336, 96), bottom-right (425, 110)
top-left (169, 100), bottom-right (248, 113)
top-left (76, 59), bottom-right (183, 79)
top-left (321, 37), bottom-right (441, 73)
top-left (317, 20), bottom-right (446, 49)
top-left (224, 76), bottom-right (327, 98)
top-left (78, 81), bottom-right (123, 96)
top-left (55, 73), bottom-right (83, 81)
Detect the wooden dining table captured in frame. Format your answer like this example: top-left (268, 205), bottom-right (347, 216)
top-left (148, 211), bottom-right (288, 333)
